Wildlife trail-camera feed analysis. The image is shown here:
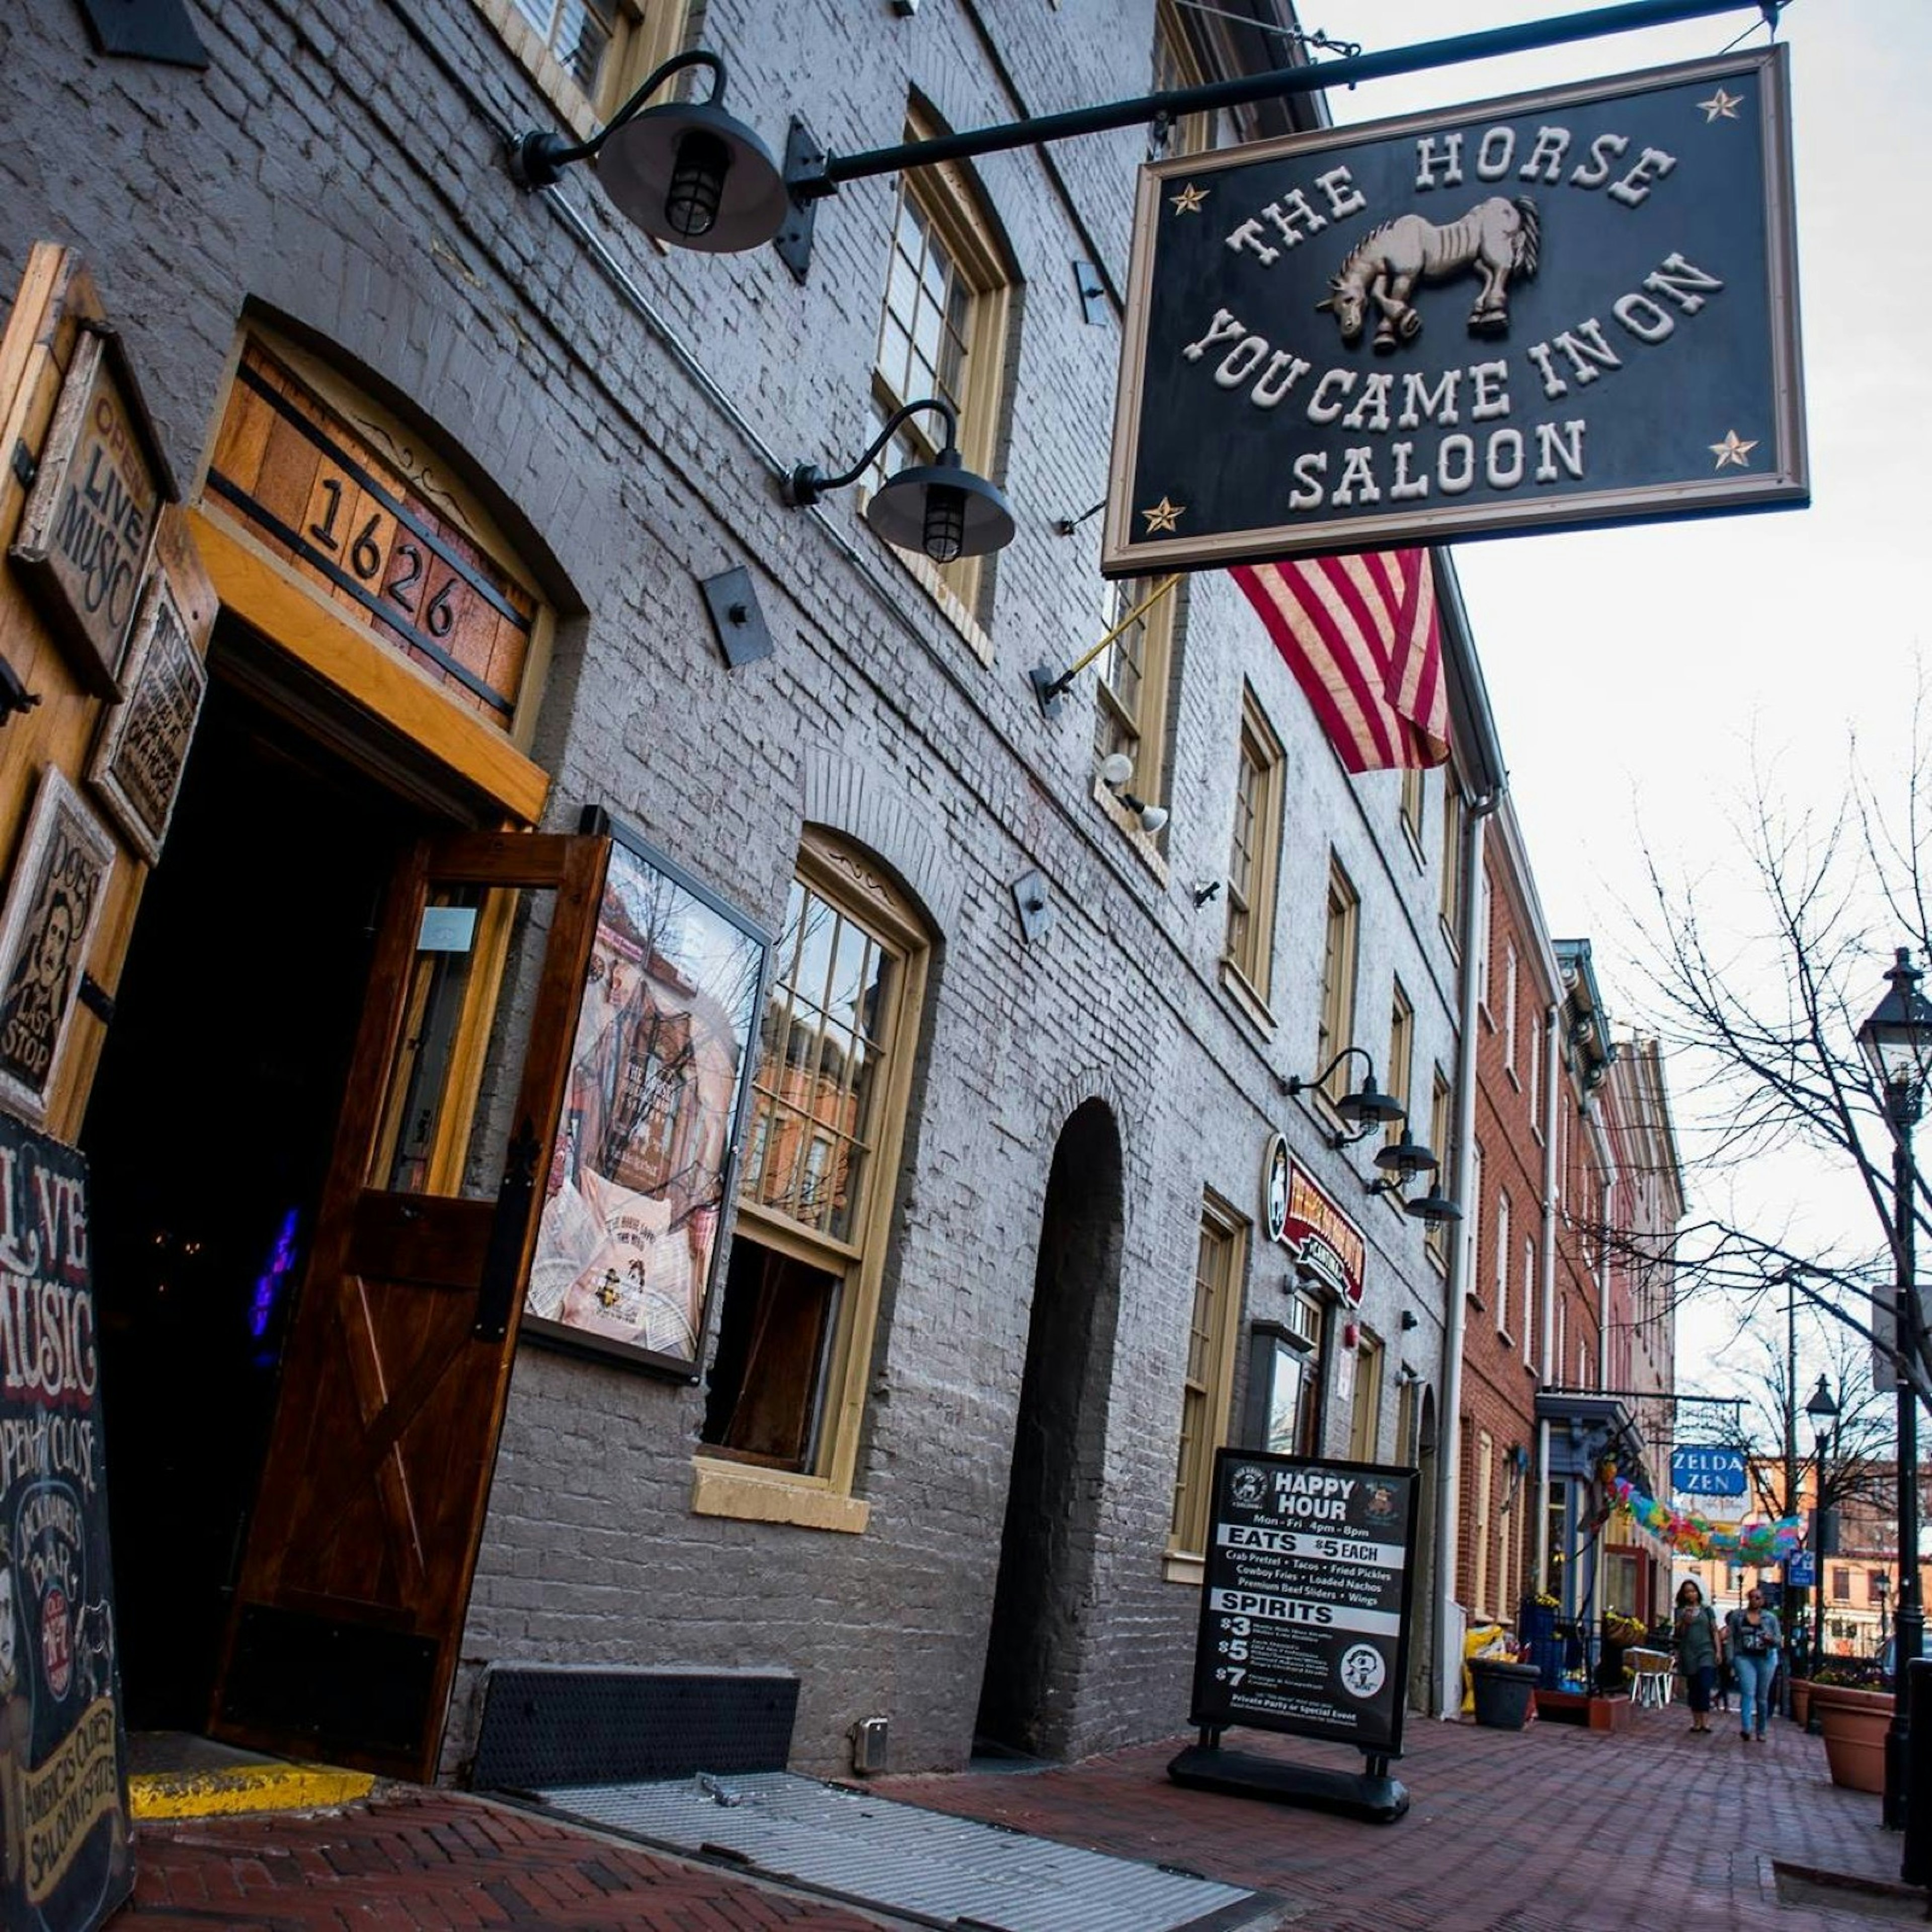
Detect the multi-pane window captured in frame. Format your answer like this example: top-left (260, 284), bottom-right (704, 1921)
top-left (1527, 1012), bottom-right (1543, 1126)
top-left (1317, 858), bottom-right (1359, 1103)
top-left (1503, 944), bottom-right (1519, 1079)
top-left (1440, 780), bottom-right (1466, 939)
top-left (1385, 984), bottom-right (1414, 1154)
top-left (502, 0), bottom-right (684, 119)
top-left (1224, 691), bottom-right (1284, 1001)
top-left (1425, 1072), bottom-right (1452, 1264)
top-left (1348, 1332), bottom-right (1384, 1464)
top-left (1171, 1196), bottom-right (1247, 1556)
top-left (1400, 767), bottom-right (1425, 849)
top-left (1474, 1430), bottom-right (1495, 1618)
top-left (1495, 1190), bottom-right (1511, 1330)
top-left (1833, 1567), bottom-right (1852, 1602)
top-left (701, 832), bottom-right (928, 1497)
top-left (869, 143), bottom-right (1011, 615)
top-left (1465, 1142), bottom-right (1484, 1293)
top-left (1095, 577), bottom-right (1180, 804)
top-left (1523, 1235), bottom-right (1537, 1366)
top-left (1152, 0), bottom-right (1214, 157)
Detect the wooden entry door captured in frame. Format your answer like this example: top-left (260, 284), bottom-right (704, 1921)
top-left (210, 828), bottom-right (607, 1779)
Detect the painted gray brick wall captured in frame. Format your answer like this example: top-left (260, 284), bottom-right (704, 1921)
top-left (6, 0), bottom-right (1464, 1779)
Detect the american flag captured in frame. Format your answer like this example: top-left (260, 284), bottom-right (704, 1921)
top-left (1232, 550), bottom-right (1450, 773)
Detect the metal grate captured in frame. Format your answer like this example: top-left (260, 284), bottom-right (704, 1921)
top-left (527, 1770), bottom-right (1269, 1932)
top-left (472, 1668), bottom-right (798, 1790)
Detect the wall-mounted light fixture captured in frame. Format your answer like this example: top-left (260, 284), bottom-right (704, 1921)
top-left (1098, 752), bottom-right (1168, 836)
top-left (1278, 1045), bottom-right (1404, 1146)
top-left (509, 49), bottom-right (788, 252)
top-left (784, 398), bottom-right (1014, 563)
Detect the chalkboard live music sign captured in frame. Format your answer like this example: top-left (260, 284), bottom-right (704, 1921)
top-left (1104, 46), bottom-right (1805, 575)
top-left (0, 1115), bottom-right (132, 1931)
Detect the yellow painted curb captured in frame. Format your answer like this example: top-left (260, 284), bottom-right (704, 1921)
top-left (130, 1762), bottom-right (376, 1820)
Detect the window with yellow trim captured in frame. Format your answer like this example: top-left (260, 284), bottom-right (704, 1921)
top-left (1316, 856), bottom-right (1359, 1104)
top-left (868, 131), bottom-right (1014, 621)
top-left (1223, 688), bottom-right (1284, 1003)
top-left (476, 0), bottom-right (690, 131)
top-left (1348, 1331), bottom-right (1384, 1464)
top-left (1152, 0), bottom-right (1214, 157)
top-left (700, 832), bottom-right (928, 1495)
top-left (1170, 1193), bottom-right (1247, 1559)
top-left (1425, 1071), bottom-right (1453, 1266)
top-left (1384, 981), bottom-right (1413, 1155)
top-left (1093, 576), bottom-right (1180, 807)
top-left (1400, 766), bottom-right (1425, 850)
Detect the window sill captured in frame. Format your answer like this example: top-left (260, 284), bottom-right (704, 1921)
top-left (1163, 1551), bottom-right (1206, 1587)
top-left (690, 1458), bottom-right (871, 1534)
top-left (1479, 1002), bottom-right (1495, 1033)
top-left (1217, 957), bottom-right (1276, 1039)
top-left (1439, 914), bottom-right (1462, 960)
top-left (1400, 819), bottom-right (1426, 869)
top-left (1091, 774), bottom-right (1171, 886)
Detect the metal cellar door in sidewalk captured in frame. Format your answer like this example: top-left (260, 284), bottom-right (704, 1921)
top-left (209, 828), bottom-right (609, 1781)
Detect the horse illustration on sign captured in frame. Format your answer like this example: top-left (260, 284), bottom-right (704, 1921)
top-left (1315, 196), bottom-right (1541, 352)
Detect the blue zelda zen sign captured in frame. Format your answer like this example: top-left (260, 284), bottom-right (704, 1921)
top-left (1103, 46), bottom-right (1805, 575)
top-left (1671, 1444), bottom-right (1747, 1497)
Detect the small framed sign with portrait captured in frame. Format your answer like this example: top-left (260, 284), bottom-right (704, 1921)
top-left (0, 769), bottom-right (116, 1126)
top-left (87, 568), bottom-right (208, 864)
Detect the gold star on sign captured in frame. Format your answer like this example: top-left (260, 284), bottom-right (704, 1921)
top-left (1698, 86), bottom-right (1744, 122)
top-left (1709, 429), bottom-right (1758, 470)
top-left (1141, 496), bottom-right (1185, 534)
top-left (1169, 183), bottom-right (1209, 215)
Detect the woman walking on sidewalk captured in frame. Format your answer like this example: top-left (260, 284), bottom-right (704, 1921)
top-left (1727, 1587), bottom-right (1783, 1742)
top-left (1673, 1578), bottom-right (1723, 1734)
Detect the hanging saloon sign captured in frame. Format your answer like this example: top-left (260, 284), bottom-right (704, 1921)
top-left (1103, 46), bottom-right (1804, 575)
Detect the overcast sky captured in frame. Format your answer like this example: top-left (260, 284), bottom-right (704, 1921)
top-left (1308, 0), bottom-right (1932, 1443)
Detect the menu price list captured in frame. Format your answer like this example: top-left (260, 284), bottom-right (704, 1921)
top-left (1189, 1450), bottom-right (1417, 1754)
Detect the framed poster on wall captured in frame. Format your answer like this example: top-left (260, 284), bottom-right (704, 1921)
top-left (0, 769), bottom-right (116, 1126)
top-left (522, 812), bottom-right (768, 1378)
top-left (86, 568), bottom-right (208, 865)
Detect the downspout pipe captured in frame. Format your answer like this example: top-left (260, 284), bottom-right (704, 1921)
top-left (1434, 787), bottom-right (1500, 1715)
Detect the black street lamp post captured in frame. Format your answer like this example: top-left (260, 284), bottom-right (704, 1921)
top-left (1808, 1374), bottom-right (1841, 1683)
top-left (1857, 948), bottom-right (1932, 1832)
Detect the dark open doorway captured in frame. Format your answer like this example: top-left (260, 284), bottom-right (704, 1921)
top-left (82, 651), bottom-right (421, 1732)
top-left (975, 1099), bottom-right (1124, 1761)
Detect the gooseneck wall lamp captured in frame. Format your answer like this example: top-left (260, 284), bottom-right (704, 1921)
top-left (509, 49), bottom-right (789, 252)
top-left (1278, 1046), bottom-right (1405, 1144)
top-left (784, 398), bottom-right (1015, 564)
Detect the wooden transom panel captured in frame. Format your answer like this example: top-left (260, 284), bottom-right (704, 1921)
top-left (203, 340), bottom-right (537, 728)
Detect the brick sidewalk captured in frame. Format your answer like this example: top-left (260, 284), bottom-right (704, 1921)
top-left (876, 1701), bottom-right (1910, 1931)
top-left (116, 1703), bottom-right (1915, 1931)
top-left (120, 1787), bottom-right (900, 1931)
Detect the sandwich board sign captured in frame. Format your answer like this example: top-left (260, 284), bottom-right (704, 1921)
top-left (1105, 46), bottom-right (1804, 575)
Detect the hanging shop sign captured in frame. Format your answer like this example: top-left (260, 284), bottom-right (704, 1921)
top-left (1104, 46), bottom-right (1804, 575)
top-left (1275, 1153), bottom-right (1365, 1309)
top-left (1670, 1442), bottom-right (1746, 1498)
top-left (1190, 1447), bottom-right (1419, 1754)
top-left (9, 323), bottom-right (175, 696)
top-left (0, 1113), bottom-right (134, 1931)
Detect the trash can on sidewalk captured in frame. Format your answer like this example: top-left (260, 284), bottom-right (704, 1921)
top-left (1469, 1658), bottom-right (1541, 1730)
